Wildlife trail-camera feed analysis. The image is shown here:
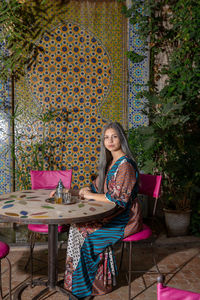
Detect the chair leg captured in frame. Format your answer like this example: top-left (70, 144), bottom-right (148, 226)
top-left (24, 232), bottom-right (34, 271)
top-left (59, 240), bottom-right (65, 250)
top-left (30, 233), bottom-right (36, 287)
top-left (24, 232), bottom-right (36, 287)
top-left (0, 257), bottom-right (12, 300)
top-left (0, 260), bottom-right (3, 299)
top-left (119, 241), bottom-right (133, 299)
top-left (151, 242), bottom-right (160, 274)
top-left (119, 242), bottom-right (125, 271)
top-left (5, 257), bottom-right (12, 300)
top-left (128, 242), bottom-right (132, 300)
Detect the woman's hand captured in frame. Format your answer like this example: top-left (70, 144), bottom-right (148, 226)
top-left (79, 187), bottom-right (91, 197)
top-left (81, 190), bottom-right (95, 200)
top-left (49, 190), bottom-right (56, 198)
top-left (79, 187), bottom-right (109, 203)
top-left (81, 190), bottom-right (109, 203)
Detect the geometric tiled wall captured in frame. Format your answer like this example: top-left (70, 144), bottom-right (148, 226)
top-left (127, 2), bottom-right (149, 128)
top-left (0, 0), bottom-right (149, 193)
top-left (15, 0), bottom-right (129, 190)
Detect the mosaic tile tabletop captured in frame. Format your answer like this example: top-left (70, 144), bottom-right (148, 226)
top-left (0, 189), bottom-right (116, 224)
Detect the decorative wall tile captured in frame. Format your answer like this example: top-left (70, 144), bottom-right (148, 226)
top-left (15, 1), bottom-right (127, 189)
top-left (128, 12), bottom-right (149, 128)
top-left (0, 0), bottom-right (149, 193)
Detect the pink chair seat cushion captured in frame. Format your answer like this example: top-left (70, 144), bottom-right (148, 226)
top-left (122, 224), bottom-right (152, 242)
top-left (30, 170), bottom-right (72, 190)
top-left (28, 224), bottom-right (68, 234)
top-left (0, 241), bottom-right (10, 259)
top-left (157, 283), bottom-right (200, 300)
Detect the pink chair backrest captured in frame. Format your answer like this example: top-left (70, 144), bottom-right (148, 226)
top-left (139, 174), bottom-right (162, 199)
top-left (157, 283), bottom-right (200, 300)
top-left (30, 170), bottom-right (72, 190)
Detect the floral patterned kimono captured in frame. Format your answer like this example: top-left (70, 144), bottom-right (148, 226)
top-left (64, 155), bottom-right (142, 298)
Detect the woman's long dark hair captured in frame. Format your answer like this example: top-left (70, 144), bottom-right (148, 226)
top-left (98, 122), bottom-right (138, 193)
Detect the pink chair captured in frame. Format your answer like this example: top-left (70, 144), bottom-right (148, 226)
top-left (119, 174), bottom-right (162, 300)
top-left (30, 170), bottom-right (72, 190)
top-left (25, 169), bottom-right (72, 285)
top-left (157, 274), bottom-right (200, 300)
top-left (0, 241), bottom-right (12, 300)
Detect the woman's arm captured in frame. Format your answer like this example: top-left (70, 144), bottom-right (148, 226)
top-left (81, 189), bottom-right (110, 203)
top-left (105, 161), bottom-right (137, 208)
top-left (82, 161), bottom-right (137, 206)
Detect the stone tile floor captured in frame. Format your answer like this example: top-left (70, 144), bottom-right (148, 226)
top-left (1, 234), bottom-right (200, 300)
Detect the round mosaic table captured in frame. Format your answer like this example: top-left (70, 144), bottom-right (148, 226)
top-left (0, 189), bottom-right (117, 300)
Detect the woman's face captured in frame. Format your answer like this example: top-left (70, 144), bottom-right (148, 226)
top-left (104, 128), bottom-right (121, 152)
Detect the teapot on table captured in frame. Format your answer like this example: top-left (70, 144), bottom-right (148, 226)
top-left (54, 179), bottom-right (64, 204)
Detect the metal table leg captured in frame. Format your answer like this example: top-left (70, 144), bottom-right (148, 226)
top-left (48, 224), bottom-right (58, 289)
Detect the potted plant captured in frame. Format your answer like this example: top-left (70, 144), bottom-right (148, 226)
top-left (161, 172), bottom-right (193, 237)
top-left (128, 103), bottom-right (198, 237)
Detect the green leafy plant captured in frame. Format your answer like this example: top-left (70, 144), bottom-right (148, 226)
top-left (1, 105), bottom-right (69, 190)
top-left (0, 0), bottom-right (69, 82)
top-left (125, 0), bottom-right (200, 235)
top-left (0, 0), bottom-right (70, 191)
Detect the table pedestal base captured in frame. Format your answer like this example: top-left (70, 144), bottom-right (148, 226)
top-left (13, 225), bottom-right (78, 300)
top-left (13, 279), bottom-right (79, 300)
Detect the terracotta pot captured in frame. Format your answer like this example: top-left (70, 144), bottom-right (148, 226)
top-left (163, 208), bottom-right (191, 237)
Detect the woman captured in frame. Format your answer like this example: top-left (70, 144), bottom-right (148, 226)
top-left (64, 122), bottom-right (142, 299)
